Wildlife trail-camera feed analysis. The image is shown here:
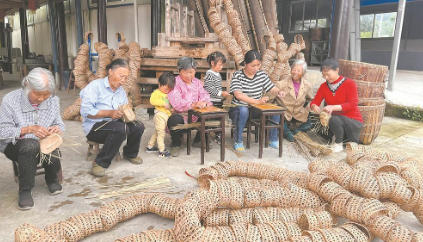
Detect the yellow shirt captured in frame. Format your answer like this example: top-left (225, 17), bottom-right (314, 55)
top-left (150, 89), bottom-right (172, 116)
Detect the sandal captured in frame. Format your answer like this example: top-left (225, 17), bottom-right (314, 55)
top-left (268, 141), bottom-right (279, 149)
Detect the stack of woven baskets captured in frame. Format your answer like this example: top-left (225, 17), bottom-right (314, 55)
top-left (338, 59), bottom-right (388, 145)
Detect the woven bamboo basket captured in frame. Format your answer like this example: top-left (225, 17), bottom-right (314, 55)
top-left (361, 199), bottom-right (391, 224)
top-left (345, 196), bottom-right (366, 223)
top-left (360, 176), bottom-right (381, 199)
top-left (359, 102), bottom-right (386, 145)
top-left (358, 97), bottom-right (386, 106)
top-left (383, 201), bottom-right (401, 219)
top-left (318, 228), bottom-right (346, 242)
top-left (401, 187), bottom-right (420, 212)
top-left (412, 232), bottom-right (423, 242)
top-left (290, 236), bottom-right (313, 242)
top-left (230, 224), bottom-right (247, 241)
top-left (338, 59), bottom-right (388, 83)
top-left (268, 221), bottom-right (290, 241)
top-left (355, 80), bottom-right (386, 99)
top-left (390, 184), bottom-right (412, 205)
top-left (217, 226), bottom-right (237, 241)
top-left (319, 181), bottom-right (349, 202)
top-left (246, 224), bottom-right (261, 241)
top-left (302, 230), bottom-right (325, 242)
top-left (245, 189), bottom-right (261, 208)
top-left (253, 207), bottom-right (271, 224)
top-left (330, 193), bottom-right (352, 217)
top-left (368, 215), bottom-right (396, 239)
top-left (341, 222), bottom-right (372, 242)
top-left (387, 223), bottom-right (413, 242)
top-left (228, 208), bottom-right (253, 225)
top-left (284, 222), bottom-right (302, 237)
top-left (377, 174), bottom-right (397, 199)
top-left (257, 223), bottom-right (279, 242)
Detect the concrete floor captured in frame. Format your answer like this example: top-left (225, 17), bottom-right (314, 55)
top-left (0, 71), bottom-right (422, 241)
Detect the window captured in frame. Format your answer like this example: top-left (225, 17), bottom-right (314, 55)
top-left (89, 0), bottom-right (135, 8)
top-left (290, 0), bottom-right (332, 32)
top-left (360, 12), bottom-right (397, 38)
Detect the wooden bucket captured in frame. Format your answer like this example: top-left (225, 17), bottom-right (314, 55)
top-left (338, 59), bottom-right (388, 83)
top-left (359, 102), bottom-right (386, 145)
top-left (355, 80), bottom-right (386, 99)
top-left (358, 97), bottom-right (385, 106)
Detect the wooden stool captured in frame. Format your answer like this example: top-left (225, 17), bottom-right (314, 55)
top-left (86, 140), bottom-right (121, 161)
top-left (187, 107), bottom-right (227, 165)
top-left (19, 64), bottom-right (28, 77)
top-left (246, 104), bottom-right (285, 159)
top-left (12, 161), bottom-right (64, 184)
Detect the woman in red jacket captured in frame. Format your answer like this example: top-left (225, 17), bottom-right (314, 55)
top-left (310, 58), bottom-right (363, 152)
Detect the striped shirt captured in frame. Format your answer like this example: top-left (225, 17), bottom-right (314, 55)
top-left (204, 70), bottom-right (223, 103)
top-left (0, 89), bottom-right (65, 153)
top-left (230, 70), bottom-right (274, 106)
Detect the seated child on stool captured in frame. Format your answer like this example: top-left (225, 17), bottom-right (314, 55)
top-left (146, 72), bottom-right (176, 158)
top-left (204, 51), bottom-right (230, 144)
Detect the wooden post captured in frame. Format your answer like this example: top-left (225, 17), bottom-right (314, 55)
top-left (97, 0), bottom-right (107, 45)
top-left (188, 10), bottom-right (195, 37)
top-left (182, 6), bottom-right (188, 37)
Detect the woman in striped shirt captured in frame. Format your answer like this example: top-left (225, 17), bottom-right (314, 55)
top-left (229, 50), bottom-right (286, 151)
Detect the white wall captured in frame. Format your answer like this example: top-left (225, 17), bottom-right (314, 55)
top-left (8, 3), bottom-right (152, 69)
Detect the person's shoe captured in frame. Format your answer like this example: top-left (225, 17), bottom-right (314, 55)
top-left (332, 143), bottom-right (344, 153)
top-left (92, 162), bottom-right (105, 177)
top-left (268, 141), bottom-right (279, 149)
top-left (170, 146), bottom-right (180, 157)
top-left (158, 150), bottom-right (172, 159)
top-left (123, 155), bottom-right (143, 164)
top-left (47, 181), bottom-right (63, 195)
top-left (18, 189), bottom-right (34, 210)
top-left (283, 131), bottom-right (295, 142)
top-left (146, 146), bottom-right (159, 153)
top-left (192, 141), bottom-right (213, 149)
top-left (234, 142), bottom-right (244, 151)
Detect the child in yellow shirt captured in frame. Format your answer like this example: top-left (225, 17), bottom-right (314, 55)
top-left (146, 72), bottom-right (175, 158)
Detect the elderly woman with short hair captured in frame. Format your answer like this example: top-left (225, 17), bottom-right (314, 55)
top-left (0, 67), bottom-right (65, 210)
top-left (167, 56), bottom-right (212, 157)
top-left (269, 59), bottom-right (314, 142)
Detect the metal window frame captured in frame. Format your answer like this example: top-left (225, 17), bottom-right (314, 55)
top-left (360, 11), bottom-right (397, 39)
top-left (88, 0), bottom-right (135, 8)
top-left (289, 0), bottom-right (320, 34)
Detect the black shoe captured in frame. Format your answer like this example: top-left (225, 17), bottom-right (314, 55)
top-left (47, 181), bottom-right (63, 195)
top-left (18, 189), bottom-right (34, 210)
top-left (145, 146), bottom-right (159, 153)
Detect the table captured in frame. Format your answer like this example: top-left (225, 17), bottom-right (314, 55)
top-left (187, 106), bottom-right (227, 165)
top-left (246, 104), bottom-right (285, 159)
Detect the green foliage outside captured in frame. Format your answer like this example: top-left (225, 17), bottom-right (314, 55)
top-left (403, 106), bottom-right (423, 122)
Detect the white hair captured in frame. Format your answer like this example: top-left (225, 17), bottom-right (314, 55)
top-left (22, 67), bottom-right (56, 96)
top-left (291, 59), bottom-right (308, 74)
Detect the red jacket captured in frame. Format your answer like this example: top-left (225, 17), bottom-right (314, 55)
top-left (310, 76), bottom-right (363, 122)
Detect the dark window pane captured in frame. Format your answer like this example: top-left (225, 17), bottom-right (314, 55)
top-left (290, 2), bottom-right (304, 31)
top-left (317, 0), bottom-right (332, 28)
top-left (304, 1), bottom-right (317, 30)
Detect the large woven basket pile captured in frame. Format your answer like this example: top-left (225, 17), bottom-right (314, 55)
top-left (338, 59), bottom-right (388, 145)
top-left (14, 143), bottom-right (423, 242)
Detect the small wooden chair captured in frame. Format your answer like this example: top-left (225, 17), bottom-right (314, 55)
top-left (12, 161), bottom-right (64, 184)
top-left (86, 140), bottom-right (121, 161)
top-left (66, 71), bottom-right (76, 94)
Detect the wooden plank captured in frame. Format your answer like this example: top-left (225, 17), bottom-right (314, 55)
top-left (141, 57), bottom-right (236, 70)
top-left (152, 46), bottom-right (231, 60)
top-left (166, 36), bottom-right (219, 43)
top-left (137, 77), bottom-right (159, 84)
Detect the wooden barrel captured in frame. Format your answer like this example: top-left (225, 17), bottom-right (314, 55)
top-left (338, 59), bottom-right (388, 83)
top-left (359, 102), bottom-right (386, 145)
top-left (355, 80), bottom-right (385, 99)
